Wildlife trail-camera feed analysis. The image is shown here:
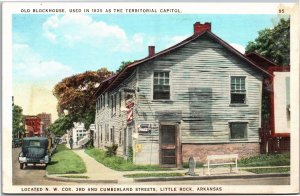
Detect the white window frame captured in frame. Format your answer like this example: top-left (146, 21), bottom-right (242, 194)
top-left (152, 70), bottom-right (172, 101)
top-left (229, 75), bottom-right (248, 105)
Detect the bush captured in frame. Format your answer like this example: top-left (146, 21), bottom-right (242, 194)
top-left (104, 144), bottom-right (118, 157)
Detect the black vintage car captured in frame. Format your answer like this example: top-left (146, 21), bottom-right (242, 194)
top-left (18, 137), bottom-right (51, 169)
top-left (12, 138), bottom-right (22, 148)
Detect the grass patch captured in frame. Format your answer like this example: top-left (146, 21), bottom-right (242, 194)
top-left (85, 148), bottom-right (170, 171)
top-left (47, 144), bottom-right (86, 174)
top-left (58, 175), bottom-right (89, 179)
top-left (124, 173), bottom-right (184, 178)
top-left (238, 153), bottom-right (290, 167)
top-left (244, 167), bottom-right (290, 174)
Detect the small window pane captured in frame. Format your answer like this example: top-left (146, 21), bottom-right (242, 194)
top-left (230, 123), bottom-right (247, 139)
top-left (159, 79), bottom-right (164, 85)
top-left (231, 94), bottom-right (246, 104)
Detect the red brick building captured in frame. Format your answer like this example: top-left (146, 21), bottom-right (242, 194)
top-left (37, 113), bottom-right (52, 136)
top-left (24, 116), bottom-right (42, 137)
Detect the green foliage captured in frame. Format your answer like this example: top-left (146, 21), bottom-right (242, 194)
top-left (127, 146), bottom-right (133, 163)
top-left (124, 172), bottom-right (184, 178)
top-left (116, 61), bottom-right (133, 73)
top-left (238, 153), bottom-right (290, 167)
top-left (261, 92), bottom-right (270, 121)
top-left (52, 68), bottom-right (112, 134)
top-left (12, 105), bottom-right (25, 137)
top-left (104, 144), bottom-right (118, 157)
top-left (244, 167), bottom-right (290, 174)
top-left (82, 110), bottom-right (95, 130)
top-left (84, 139), bottom-right (94, 148)
top-left (246, 18), bottom-right (290, 66)
top-left (85, 148), bottom-right (170, 171)
top-left (47, 144), bottom-right (86, 174)
top-left (48, 115), bottom-right (76, 136)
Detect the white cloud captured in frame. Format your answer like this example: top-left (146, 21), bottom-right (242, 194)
top-left (13, 43), bottom-right (72, 121)
top-left (170, 35), bottom-right (188, 45)
top-left (43, 14), bottom-right (144, 52)
top-left (13, 43), bottom-right (74, 84)
top-left (145, 35), bottom-right (188, 52)
top-left (229, 43), bottom-right (245, 54)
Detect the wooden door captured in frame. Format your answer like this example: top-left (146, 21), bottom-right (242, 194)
top-left (160, 125), bottom-right (177, 167)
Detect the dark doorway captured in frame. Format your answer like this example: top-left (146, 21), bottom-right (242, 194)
top-left (160, 124), bottom-right (177, 167)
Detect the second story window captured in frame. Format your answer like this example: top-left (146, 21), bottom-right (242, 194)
top-left (153, 71), bottom-right (170, 100)
top-left (231, 76), bottom-right (246, 104)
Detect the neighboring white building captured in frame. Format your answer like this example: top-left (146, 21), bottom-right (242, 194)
top-left (273, 71), bottom-right (290, 134)
top-left (70, 122), bottom-right (87, 146)
top-left (66, 122), bottom-right (96, 148)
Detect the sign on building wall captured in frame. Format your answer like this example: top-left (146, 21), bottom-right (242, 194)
top-left (138, 123), bottom-right (151, 134)
top-left (135, 143), bottom-right (142, 153)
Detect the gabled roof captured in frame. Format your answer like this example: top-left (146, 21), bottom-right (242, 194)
top-left (246, 52), bottom-right (290, 74)
top-left (94, 74), bottom-right (116, 97)
top-left (95, 29), bottom-right (273, 97)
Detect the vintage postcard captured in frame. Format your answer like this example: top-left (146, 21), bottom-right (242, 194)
top-left (2, 1), bottom-right (299, 194)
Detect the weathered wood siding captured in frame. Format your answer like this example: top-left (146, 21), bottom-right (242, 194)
top-left (94, 70), bottom-right (137, 157)
top-left (135, 35), bottom-right (263, 148)
top-left (95, 34), bottom-right (263, 165)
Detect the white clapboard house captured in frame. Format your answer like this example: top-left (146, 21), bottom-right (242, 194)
top-left (94, 22), bottom-right (272, 167)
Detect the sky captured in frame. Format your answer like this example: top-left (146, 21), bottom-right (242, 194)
top-left (12, 14), bottom-right (282, 121)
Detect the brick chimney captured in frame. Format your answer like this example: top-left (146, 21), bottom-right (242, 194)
top-left (148, 46), bottom-right (155, 57)
top-left (194, 22), bottom-right (211, 34)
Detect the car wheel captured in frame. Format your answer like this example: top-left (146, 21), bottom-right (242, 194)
top-left (20, 163), bottom-right (24, 169)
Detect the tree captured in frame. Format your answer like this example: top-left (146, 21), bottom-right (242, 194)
top-left (116, 61), bottom-right (133, 73)
top-left (13, 105), bottom-right (25, 138)
top-left (48, 115), bottom-right (75, 136)
top-left (246, 18), bottom-right (290, 66)
top-left (52, 68), bottom-right (112, 132)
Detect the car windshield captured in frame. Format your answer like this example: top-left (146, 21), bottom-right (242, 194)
top-left (28, 140), bottom-right (41, 147)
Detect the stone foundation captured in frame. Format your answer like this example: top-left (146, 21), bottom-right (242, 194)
top-left (182, 143), bottom-right (260, 164)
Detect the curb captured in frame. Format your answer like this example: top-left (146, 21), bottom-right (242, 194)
top-left (132, 173), bottom-right (290, 182)
top-left (45, 173), bottom-right (118, 183)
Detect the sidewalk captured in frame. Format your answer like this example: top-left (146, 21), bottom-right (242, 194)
top-left (46, 149), bottom-right (290, 183)
top-left (46, 149), bottom-right (133, 183)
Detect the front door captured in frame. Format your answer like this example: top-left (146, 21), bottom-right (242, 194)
top-left (160, 124), bottom-right (177, 167)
